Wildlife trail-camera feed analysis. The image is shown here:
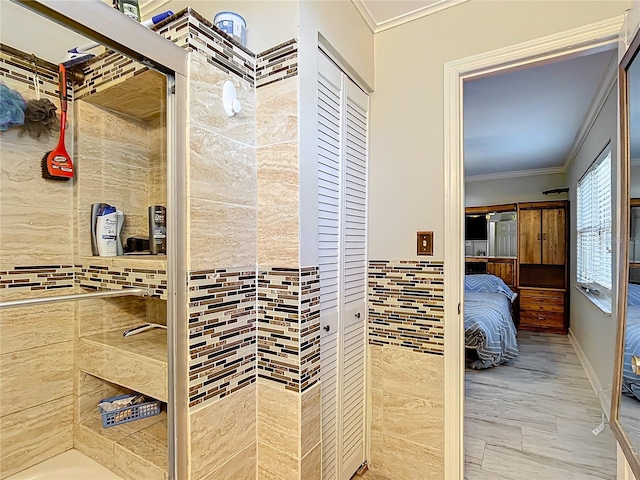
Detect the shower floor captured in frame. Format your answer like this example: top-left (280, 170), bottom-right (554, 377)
top-left (6, 449), bottom-right (123, 480)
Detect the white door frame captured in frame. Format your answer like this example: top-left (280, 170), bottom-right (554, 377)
top-left (443, 16), bottom-right (623, 479)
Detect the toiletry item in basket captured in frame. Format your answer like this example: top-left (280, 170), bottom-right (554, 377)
top-left (96, 205), bottom-right (118, 256)
top-left (91, 203), bottom-right (109, 256)
top-left (148, 206), bottom-right (166, 255)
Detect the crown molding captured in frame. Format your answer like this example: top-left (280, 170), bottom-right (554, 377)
top-left (465, 166), bottom-right (567, 182)
top-left (563, 49), bottom-right (618, 172)
top-left (351, 0), bottom-right (469, 34)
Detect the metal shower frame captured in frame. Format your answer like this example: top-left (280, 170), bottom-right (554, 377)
top-left (9, 1), bottom-right (189, 478)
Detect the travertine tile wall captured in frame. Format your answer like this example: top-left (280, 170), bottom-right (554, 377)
top-left (255, 39), bottom-right (321, 480)
top-left (0, 51), bottom-right (75, 479)
top-left (368, 261), bottom-right (445, 480)
top-left (256, 66), bottom-right (298, 266)
top-left (187, 52), bottom-right (256, 271)
top-left (257, 380), bottom-right (321, 480)
top-left (185, 43), bottom-right (257, 480)
top-left (75, 99), bottom-right (155, 259)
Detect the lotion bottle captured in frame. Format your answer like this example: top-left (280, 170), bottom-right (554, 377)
top-left (96, 205), bottom-right (118, 256)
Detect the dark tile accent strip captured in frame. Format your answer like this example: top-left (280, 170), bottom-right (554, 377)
top-left (368, 260), bottom-right (445, 354)
top-left (75, 263), bottom-right (167, 299)
top-left (0, 46), bottom-right (69, 100)
top-left (188, 268), bottom-right (256, 408)
top-left (0, 265), bottom-right (74, 291)
top-left (256, 39), bottom-right (298, 88)
top-left (257, 266), bottom-right (320, 393)
top-left (76, 7), bottom-right (257, 99)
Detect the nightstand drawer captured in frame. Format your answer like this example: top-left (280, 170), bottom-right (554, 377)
top-left (520, 289), bottom-right (564, 302)
top-left (520, 311), bottom-right (564, 328)
top-left (520, 299), bottom-right (564, 313)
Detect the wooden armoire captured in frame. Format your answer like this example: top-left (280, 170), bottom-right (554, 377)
top-left (517, 200), bottom-right (569, 333)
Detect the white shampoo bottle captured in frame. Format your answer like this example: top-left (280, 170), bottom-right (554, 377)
top-left (96, 205), bottom-right (118, 256)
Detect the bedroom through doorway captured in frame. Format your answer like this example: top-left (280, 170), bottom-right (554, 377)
top-left (461, 45), bottom-right (619, 479)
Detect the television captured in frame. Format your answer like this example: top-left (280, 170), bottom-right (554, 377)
top-left (465, 215), bottom-right (488, 240)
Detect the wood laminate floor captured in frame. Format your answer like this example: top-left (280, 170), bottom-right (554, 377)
top-left (465, 331), bottom-right (617, 480)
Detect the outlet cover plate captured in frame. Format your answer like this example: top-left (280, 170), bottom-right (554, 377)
top-left (417, 231), bottom-right (433, 256)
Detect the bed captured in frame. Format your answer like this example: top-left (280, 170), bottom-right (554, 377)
top-left (464, 274), bottom-right (519, 369)
top-left (623, 283), bottom-right (640, 401)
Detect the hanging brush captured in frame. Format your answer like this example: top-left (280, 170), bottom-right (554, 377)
top-left (41, 63), bottom-right (73, 181)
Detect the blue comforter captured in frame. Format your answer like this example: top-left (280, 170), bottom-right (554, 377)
top-left (464, 275), bottom-right (518, 369)
top-left (623, 305), bottom-right (640, 401)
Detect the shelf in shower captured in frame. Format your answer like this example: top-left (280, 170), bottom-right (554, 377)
top-left (77, 329), bottom-right (167, 402)
top-left (76, 409), bottom-right (167, 480)
top-left (80, 255), bottom-right (167, 270)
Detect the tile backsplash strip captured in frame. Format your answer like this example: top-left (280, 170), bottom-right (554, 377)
top-left (75, 7), bottom-right (299, 97)
top-left (256, 39), bottom-right (298, 88)
top-left (75, 263), bottom-right (167, 299)
top-left (368, 260), bottom-right (445, 354)
top-left (256, 267), bottom-right (320, 393)
top-left (188, 268), bottom-right (256, 407)
top-left (77, 7), bottom-right (258, 100)
top-left (0, 45), bottom-right (61, 99)
top-left (300, 267), bottom-right (320, 392)
top-left (257, 268), bottom-right (301, 391)
top-left (0, 265), bottom-right (75, 292)
top-left (73, 52), bottom-right (149, 100)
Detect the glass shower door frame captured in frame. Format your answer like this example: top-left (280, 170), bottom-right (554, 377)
top-left (11, 2), bottom-right (189, 479)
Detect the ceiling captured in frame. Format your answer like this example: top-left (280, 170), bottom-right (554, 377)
top-left (463, 49), bottom-right (616, 179)
top-left (353, 0), bottom-right (467, 32)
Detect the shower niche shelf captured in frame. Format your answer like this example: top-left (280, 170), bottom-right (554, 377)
top-left (80, 255), bottom-right (167, 270)
top-left (77, 404), bottom-right (167, 480)
top-left (77, 329), bottom-right (167, 402)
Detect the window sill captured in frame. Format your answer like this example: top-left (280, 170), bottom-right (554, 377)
top-left (575, 285), bottom-right (612, 315)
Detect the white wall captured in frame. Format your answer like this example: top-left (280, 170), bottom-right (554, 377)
top-left (370, 0), bottom-right (631, 262)
top-left (146, 0), bottom-right (298, 54)
top-left (465, 172), bottom-right (568, 207)
top-left (567, 84), bottom-right (618, 400)
top-left (298, 0), bottom-right (374, 266)
top-left (0, 0), bottom-right (91, 63)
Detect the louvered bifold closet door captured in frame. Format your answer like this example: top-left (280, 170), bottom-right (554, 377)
top-left (318, 52), bottom-right (342, 480)
top-left (318, 51), bottom-right (369, 480)
top-left (339, 77), bottom-right (368, 480)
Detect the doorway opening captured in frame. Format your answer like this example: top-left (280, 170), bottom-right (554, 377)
top-left (443, 16), bottom-right (624, 479)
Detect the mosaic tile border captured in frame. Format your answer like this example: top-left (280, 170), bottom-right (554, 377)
top-left (258, 267), bottom-right (300, 391)
top-left (0, 265), bottom-right (75, 292)
top-left (0, 45), bottom-right (63, 99)
top-left (300, 267), bottom-right (320, 392)
top-left (368, 260), bottom-right (445, 355)
top-left (75, 263), bottom-right (167, 300)
top-left (77, 7), bottom-right (257, 100)
top-left (183, 10), bottom-right (255, 85)
top-left (256, 39), bottom-right (298, 88)
top-left (75, 52), bottom-right (149, 100)
top-left (188, 268), bottom-right (256, 408)
top-left (257, 266), bottom-right (320, 393)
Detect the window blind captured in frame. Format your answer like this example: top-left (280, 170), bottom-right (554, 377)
top-left (577, 148), bottom-right (612, 291)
